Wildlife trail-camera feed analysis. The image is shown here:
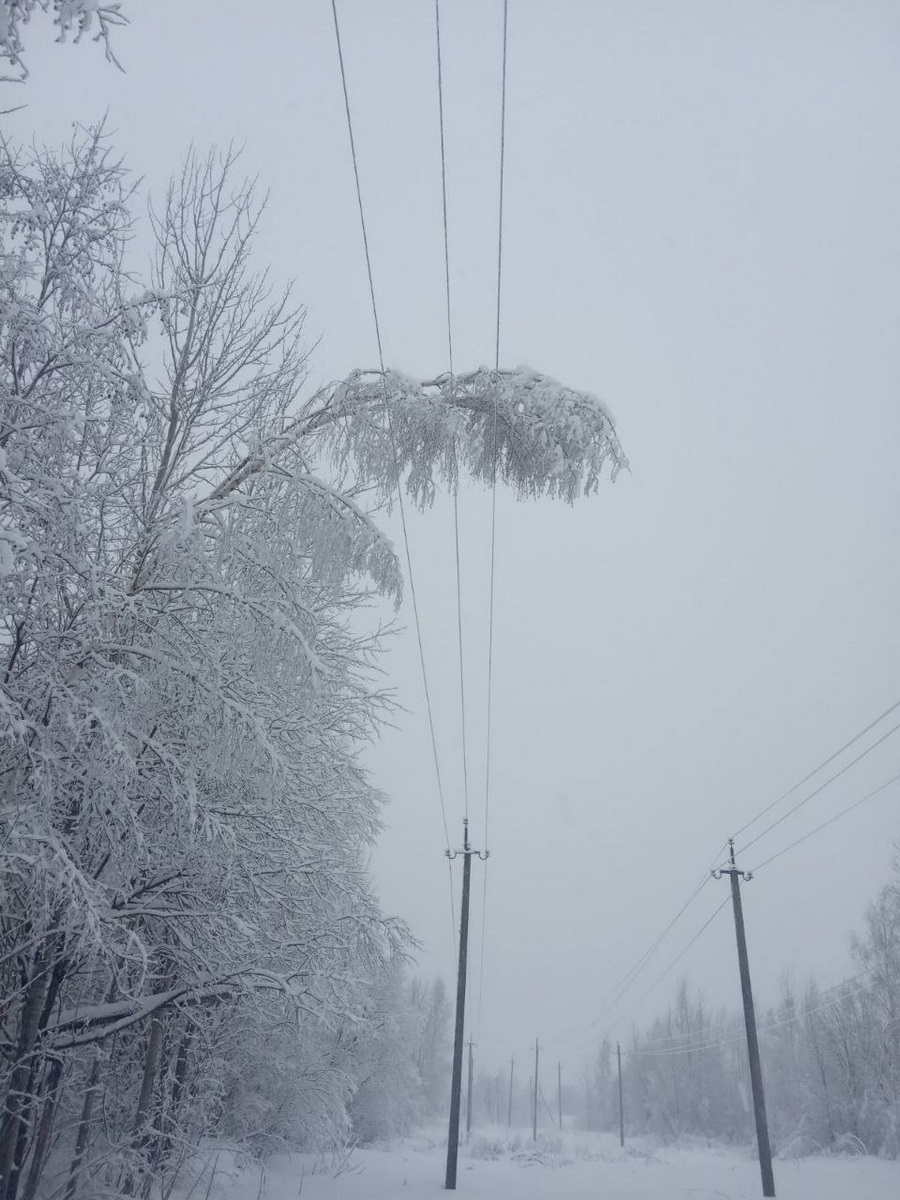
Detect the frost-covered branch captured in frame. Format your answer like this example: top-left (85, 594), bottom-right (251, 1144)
top-left (0, 1), bottom-right (127, 81)
top-left (317, 365), bottom-right (628, 508)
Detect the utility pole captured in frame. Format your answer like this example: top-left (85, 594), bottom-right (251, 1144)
top-left (507, 1058), bottom-right (514, 1129)
top-left (466, 1040), bottom-right (475, 1136)
top-left (532, 1039), bottom-right (539, 1142)
top-left (557, 1061), bottom-right (562, 1130)
top-left (714, 840), bottom-right (775, 1198)
top-left (445, 820), bottom-right (488, 1191)
top-left (617, 1042), bottom-right (624, 1148)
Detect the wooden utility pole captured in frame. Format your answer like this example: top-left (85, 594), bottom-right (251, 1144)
top-left (507, 1058), bottom-right (514, 1128)
top-left (445, 820), bottom-right (488, 1191)
top-left (557, 1061), bottom-right (563, 1130)
top-left (532, 1039), bottom-right (539, 1142)
top-left (714, 841), bottom-right (775, 1198)
top-left (466, 1040), bottom-right (475, 1135)
top-left (617, 1042), bottom-right (624, 1148)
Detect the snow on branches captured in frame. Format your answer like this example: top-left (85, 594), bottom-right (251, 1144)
top-left (0, 1), bottom-right (127, 80)
top-left (0, 132), bottom-right (405, 1198)
top-left (320, 365), bottom-right (628, 508)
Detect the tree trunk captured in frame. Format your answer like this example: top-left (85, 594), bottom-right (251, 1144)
top-left (146, 1018), bottom-right (193, 1197)
top-left (0, 941), bottom-right (53, 1200)
top-left (133, 1013), bottom-right (165, 1139)
top-left (807, 1015), bottom-right (837, 1145)
top-left (64, 1057), bottom-right (100, 1200)
top-left (160, 1027), bottom-right (192, 1154)
top-left (20, 1057), bottom-right (63, 1200)
top-left (8, 945), bottom-right (69, 1200)
top-left (122, 1012), bottom-right (166, 1196)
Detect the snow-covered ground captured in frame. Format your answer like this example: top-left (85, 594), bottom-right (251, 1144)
top-left (197, 1128), bottom-right (900, 1200)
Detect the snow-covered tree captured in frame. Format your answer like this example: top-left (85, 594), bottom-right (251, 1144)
top-left (0, 131), bottom-right (402, 1199)
top-left (0, 126), bottom-right (628, 1198)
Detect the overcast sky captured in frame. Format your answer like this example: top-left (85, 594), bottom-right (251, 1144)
top-left (9, 0), bottom-right (900, 1077)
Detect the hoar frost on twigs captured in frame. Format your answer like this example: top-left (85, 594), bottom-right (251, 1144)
top-left (0, 1), bottom-right (127, 80)
top-left (320, 366), bottom-right (628, 509)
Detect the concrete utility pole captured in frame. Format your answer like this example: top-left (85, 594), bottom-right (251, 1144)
top-left (557, 1062), bottom-right (563, 1130)
top-left (617, 1042), bottom-right (625, 1148)
top-left (714, 840), bottom-right (775, 1198)
top-left (507, 1058), bottom-right (514, 1129)
top-left (532, 1039), bottom-right (539, 1142)
top-left (445, 820), bottom-right (488, 1191)
top-left (466, 1041), bottom-right (475, 1135)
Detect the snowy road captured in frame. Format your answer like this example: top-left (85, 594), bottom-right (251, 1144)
top-left (209, 1131), bottom-right (900, 1200)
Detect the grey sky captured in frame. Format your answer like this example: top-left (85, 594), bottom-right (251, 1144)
top-left (9, 0), bottom-right (900, 1075)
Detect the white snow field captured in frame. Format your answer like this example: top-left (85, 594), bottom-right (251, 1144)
top-left (201, 1129), bottom-right (900, 1200)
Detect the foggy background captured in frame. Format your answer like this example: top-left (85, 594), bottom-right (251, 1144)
top-left (9, 0), bottom-right (900, 1077)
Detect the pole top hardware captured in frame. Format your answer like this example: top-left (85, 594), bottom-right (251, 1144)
top-left (712, 838), bottom-right (753, 882)
top-left (446, 817), bottom-right (489, 860)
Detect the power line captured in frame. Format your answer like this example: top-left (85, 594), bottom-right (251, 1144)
top-left (736, 717), bottom-right (900, 857)
top-left (601, 753), bottom-right (899, 1058)
top-left (554, 893), bottom-right (730, 1053)
top-left (549, 854), bottom-right (728, 1052)
top-left (550, 716), bottom-right (900, 1060)
top-left (452, 501), bottom-right (469, 822)
top-left (475, 0), bottom-right (509, 1044)
top-left (608, 896), bottom-right (731, 1039)
top-left (632, 971), bottom-right (874, 1058)
top-left (483, 0), bottom-right (508, 851)
top-left (434, 0), bottom-right (470, 831)
top-left (613, 871), bottom-right (712, 998)
top-left (330, 0), bottom-right (456, 944)
top-left (475, 861), bottom-right (489, 1036)
top-left (435, 0), bottom-right (454, 380)
top-left (752, 769), bottom-right (900, 873)
top-left (601, 841), bottom-right (729, 1013)
top-left (557, 704), bottom-right (900, 1053)
top-left (731, 696), bottom-right (900, 843)
top-left (605, 708), bottom-right (900, 1052)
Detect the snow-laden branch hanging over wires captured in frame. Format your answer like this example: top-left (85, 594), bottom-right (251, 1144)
top-left (315, 366), bottom-right (628, 509)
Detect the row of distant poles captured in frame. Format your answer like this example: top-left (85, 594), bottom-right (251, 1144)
top-left (467, 1039), bottom-right (626, 1150)
top-left (445, 837), bottom-right (775, 1197)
